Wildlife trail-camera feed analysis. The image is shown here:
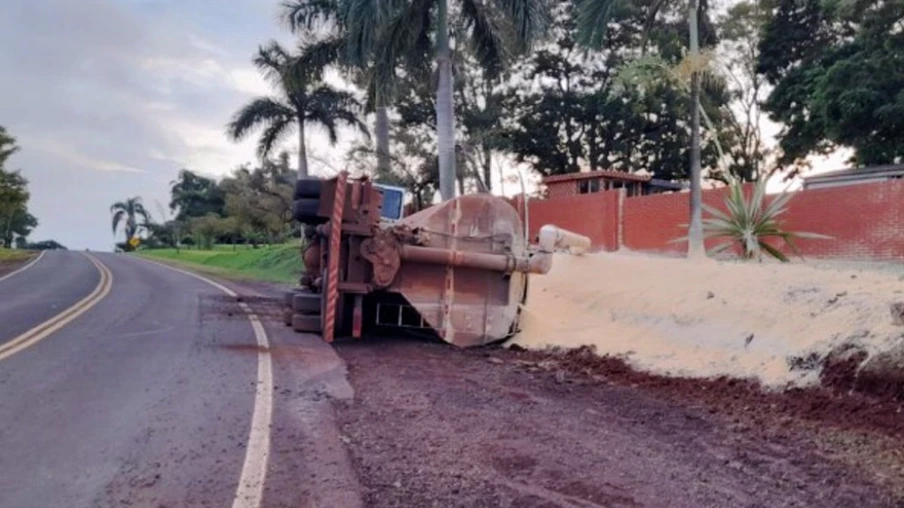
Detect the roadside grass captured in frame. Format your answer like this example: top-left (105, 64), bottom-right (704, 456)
top-left (0, 248), bottom-right (35, 264)
top-left (134, 244), bottom-right (302, 284)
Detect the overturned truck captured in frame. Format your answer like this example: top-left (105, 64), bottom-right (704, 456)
top-left (283, 172), bottom-right (589, 348)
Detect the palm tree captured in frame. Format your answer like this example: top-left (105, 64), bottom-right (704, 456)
top-left (576, 0), bottom-right (706, 258)
top-left (330, 0), bottom-right (549, 201)
top-left (227, 41), bottom-right (367, 178)
top-left (282, 1), bottom-right (396, 181)
top-left (110, 197), bottom-right (150, 242)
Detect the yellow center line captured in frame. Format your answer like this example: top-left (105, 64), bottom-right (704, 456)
top-left (0, 254), bottom-right (113, 361)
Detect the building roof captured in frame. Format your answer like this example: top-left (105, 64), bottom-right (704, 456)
top-left (542, 170), bottom-right (652, 184)
top-left (802, 164), bottom-right (904, 185)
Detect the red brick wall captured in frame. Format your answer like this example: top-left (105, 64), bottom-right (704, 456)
top-left (522, 180), bottom-right (904, 261)
top-left (781, 181), bottom-right (904, 261)
top-left (622, 186), bottom-right (737, 254)
top-left (526, 192), bottom-right (619, 250)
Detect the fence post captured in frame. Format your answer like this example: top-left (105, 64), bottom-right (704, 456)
top-left (617, 187), bottom-right (626, 250)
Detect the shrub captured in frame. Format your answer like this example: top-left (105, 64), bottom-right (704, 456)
top-left (703, 176), bottom-right (830, 262)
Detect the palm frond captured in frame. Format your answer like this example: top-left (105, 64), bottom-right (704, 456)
top-left (111, 209), bottom-right (125, 234)
top-left (227, 97), bottom-right (295, 141)
top-left (575, 0), bottom-right (626, 50)
top-left (340, 0), bottom-right (404, 65)
top-left (253, 42), bottom-right (292, 86)
top-left (374, 0), bottom-right (432, 89)
top-left (281, 0), bottom-right (340, 32)
top-left (256, 117), bottom-right (294, 159)
top-left (462, 0), bottom-right (509, 77)
top-left (495, 0), bottom-right (550, 50)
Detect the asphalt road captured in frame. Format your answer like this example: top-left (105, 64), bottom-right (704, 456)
top-left (0, 251), bottom-right (274, 507)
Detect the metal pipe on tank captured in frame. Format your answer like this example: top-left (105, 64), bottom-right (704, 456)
top-left (537, 225), bottom-right (591, 254)
top-left (399, 245), bottom-right (531, 274)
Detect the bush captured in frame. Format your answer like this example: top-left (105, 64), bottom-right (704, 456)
top-left (702, 176), bottom-right (830, 262)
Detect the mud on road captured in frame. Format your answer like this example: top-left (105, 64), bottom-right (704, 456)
top-left (331, 339), bottom-right (903, 508)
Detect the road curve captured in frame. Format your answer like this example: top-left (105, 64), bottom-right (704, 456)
top-left (0, 252), bottom-right (263, 507)
top-left (0, 250), bottom-right (100, 345)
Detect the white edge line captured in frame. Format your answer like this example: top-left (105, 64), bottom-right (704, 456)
top-left (0, 250), bottom-right (46, 283)
top-left (134, 256), bottom-right (273, 508)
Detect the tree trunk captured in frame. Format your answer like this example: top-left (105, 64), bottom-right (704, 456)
top-left (687, 0), bottom-right (705, 259)
top-left (481, 145), bottom-right (493, 193)
top-left (297, 118), bottom-right (309, 178)
top-left (375, 98), bottom-right (391, 179)
top-left (435, 0), bottom-right (456, 202)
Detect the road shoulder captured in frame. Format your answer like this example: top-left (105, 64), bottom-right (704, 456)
top-left (157, 266), bottom-right (365, 507)
top-left (0, 249), bottom-right (38, 279)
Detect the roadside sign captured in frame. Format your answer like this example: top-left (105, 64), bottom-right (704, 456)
top-left (128, 237), bottom-right (140, 248)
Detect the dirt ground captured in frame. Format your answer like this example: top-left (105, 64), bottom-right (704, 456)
top-left (331, 338), bottom-right (904, 508)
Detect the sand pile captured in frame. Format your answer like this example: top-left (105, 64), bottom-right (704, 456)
top-left (512, 252), bottom-right (904, 389)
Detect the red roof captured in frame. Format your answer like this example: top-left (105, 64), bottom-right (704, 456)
top-left (542, 170), bottom-right (652, 184)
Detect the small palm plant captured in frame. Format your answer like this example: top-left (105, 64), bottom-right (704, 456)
top-left (702, 176), bottom-right (830, 262)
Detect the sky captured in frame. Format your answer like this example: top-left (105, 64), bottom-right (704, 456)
top-left (0, 0), bottom-right (318, 250)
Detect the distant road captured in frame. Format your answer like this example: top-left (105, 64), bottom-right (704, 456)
top-left (0, 251), bottom-right (265, 507)
top-left (0, 251), bottom-right (100, 345)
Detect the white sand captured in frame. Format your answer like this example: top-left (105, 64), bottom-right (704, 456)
top-left (513, 252), bottom-right (904, 388)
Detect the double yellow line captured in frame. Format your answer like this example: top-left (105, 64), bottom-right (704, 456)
top-left (0, 254), bottom-right (113, 361)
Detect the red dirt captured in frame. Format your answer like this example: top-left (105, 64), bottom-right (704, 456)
top-left (331, 338), bottom-right (900, 508)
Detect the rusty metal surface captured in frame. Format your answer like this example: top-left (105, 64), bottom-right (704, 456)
top-left (323, 171), bottom-right (349, 343)
top-left (360, 229), bottom-right (401, 289)
top-left (389, 194), bottom-right (528, 347)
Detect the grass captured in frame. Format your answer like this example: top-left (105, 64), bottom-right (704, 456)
top-left (0, 248), bottom-right (35, 264)
top-left (134, 244), bottom-right (302, 284)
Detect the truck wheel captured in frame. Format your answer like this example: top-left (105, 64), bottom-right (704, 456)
top-left (292, 292), bottom-right (322, 314)
top-left (293, 198), bottom-right (324, 223)
top-left (283, 308), bottom-right (294, 326)
top-left (294, 178), bottom-right (323, 199)
top-left (292, 313), bottom-right (321, 333)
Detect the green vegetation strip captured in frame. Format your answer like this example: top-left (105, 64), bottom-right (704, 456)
top-left (0, 248), bottom-right (35, 264)
top-left (135, 244), bottom-right (302, 284)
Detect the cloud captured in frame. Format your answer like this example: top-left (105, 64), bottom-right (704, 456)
top-left (0, 0), bottom-right (297, 249)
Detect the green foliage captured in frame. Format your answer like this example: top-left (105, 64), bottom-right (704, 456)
top-left (220, 158), bottom-right (296, 243)
top-left (187, 214), bottom-right (228, 250)
top-left (499, 1), bottom-right (727, 180)
top-left (701, 177), bottom-right (830, 262)
top-left (169, 169), bottom-right (225, 222)
top-left (0, 248), bottom-right (34, 263)
top-left (0, 128), bottom-right (38, 247)
top-left (758, 0), bottom-right (904, 170)
top-left (135, 244), bottom-right (303, 284)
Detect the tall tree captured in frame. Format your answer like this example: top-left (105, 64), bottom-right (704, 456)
top-left (758, 0), bottom-right (904, 171)
top-left (717, 0), bottom-right (773, 182)
top-left (227, 41), bottom-right (366, 178)
top-left (282, 0), bottom-right (397, 179)
top-left (169, 169), bottom-right (225, 222)
top-left (343, 0), bottom-right (550, 201)
top-left (0, 128), bottom-right (37, 248)
top-left (576, 0), bottom-right (719, 258)
top-left (110, 197), bottom-right (150, 244)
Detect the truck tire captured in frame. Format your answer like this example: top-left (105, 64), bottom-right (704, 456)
top-left (283, 308), bottom-right (294, 326)
top-left (293, 198), bottom-right (324, 223)
top-left (292, 292), bottom-right (322, 314)
top-left (292, 313), bottom-right (321, 333)
top-left (294, 178), bottom-right (322, 199)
